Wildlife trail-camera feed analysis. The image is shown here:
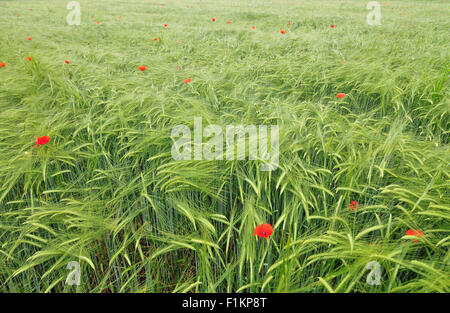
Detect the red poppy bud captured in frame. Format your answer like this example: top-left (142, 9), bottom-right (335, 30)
top-left (349, 200), bottom-right (359, 211)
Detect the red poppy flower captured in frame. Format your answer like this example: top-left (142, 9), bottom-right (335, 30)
top-left (349, 200), bottom-right (359, 211)
top-left (65, 60), bottom-right (70, 64)
top-left (96, 21), bottom-right (101, 24)
top-left (226, 21), bottom-right (231, 24)
top-left (253, 224), bottom-right (273, 239)
top-left (27, 57), bottom-right (32, 61)
top-left (331, 25), bottom-right (335, 28)
top-left (0, 62), bottom-right (6, 68)
top-left (164, 24), bottom-right (168, 27)
top-left (212, 18), bottom-right (216, 22)
top-left (280, 29), bottom-right (286, 34)
top-left (27, 37), bottom-right (32, 40)
top-left (138, 65), bottom-right (146, 71)
top-left (406, 229), bottom-right (424, 242)
top-left (252, 26), bottom-right (255, 30)
top-left (35, 136), bottom-right (50, 148)
top-left (336, 93), bottom-right (346, 99)
top-left (154, 38), bottom-right (158, 41)
top-left (184, 78), bottom-right (191, 84)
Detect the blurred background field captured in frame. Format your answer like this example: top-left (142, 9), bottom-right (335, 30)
top-left (0, 0), bottom-right (449, 292)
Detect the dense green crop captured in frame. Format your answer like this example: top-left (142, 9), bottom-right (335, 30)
top-left (0, 0), bottom-right (448, 293)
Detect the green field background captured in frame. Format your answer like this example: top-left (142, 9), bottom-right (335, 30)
top-left (0, 0), bottom-right (449, 292)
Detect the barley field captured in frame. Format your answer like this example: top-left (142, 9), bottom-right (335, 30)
top-left (0, 0), bottom-right (449, 293)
